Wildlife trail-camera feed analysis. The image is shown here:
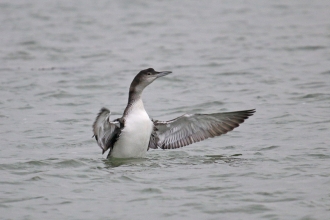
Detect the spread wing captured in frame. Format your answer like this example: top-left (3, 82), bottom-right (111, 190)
top-left (149, 109), bottom-right (255, 149)
top-left (92, 108), bottom-right (121, 154)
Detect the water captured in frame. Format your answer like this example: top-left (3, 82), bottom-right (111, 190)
top-left (1, 0), bottom-right (330, 219)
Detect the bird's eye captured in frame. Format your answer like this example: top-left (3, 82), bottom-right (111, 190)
top-left (147, 72), bottom-right (151, 75)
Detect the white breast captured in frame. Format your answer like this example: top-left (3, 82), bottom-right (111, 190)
top-left (110, 99), bottom-right (153, 158)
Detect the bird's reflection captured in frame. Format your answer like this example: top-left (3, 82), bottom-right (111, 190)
top-left (103, 157), bottom-right (147, 168)
top-left (102, 153), bottom-right (245, 168)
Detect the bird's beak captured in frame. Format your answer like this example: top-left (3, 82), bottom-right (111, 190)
top-left (156, 71), bottom-right (172, 77)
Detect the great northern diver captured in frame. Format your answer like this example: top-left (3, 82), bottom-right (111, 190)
top-left (93, 68), bottom-right (255, 158)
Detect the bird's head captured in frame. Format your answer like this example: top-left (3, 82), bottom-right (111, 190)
top-left (129, 68), bottom-right (172, 94)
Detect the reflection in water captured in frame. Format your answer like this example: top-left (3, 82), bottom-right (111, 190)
top-left (103, 157), bottom-right (148, 168)
top-left (102, 153), bottom-right (245, 168)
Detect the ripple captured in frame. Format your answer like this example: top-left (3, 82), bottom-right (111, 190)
top-left (282, 46), bottom-right (326, 51)
top-left (140, 188), bottom-right (162, 194)
top-left (2, 196), bottom-right (44, 204)
top-left (301, 93), bottom-right (327, 99)
top-left (259, 145), bottom-right (280, 151)
top-left (27, 176), bottom-right (43, 181)
top-left (308, 154), bottom-right (330, 159)
top-left (320, 70), bottom-right (330, 75)
top-left (55, 159), bottom-right (86, 168)
top-left (217, 71), bottom-right (254, 76)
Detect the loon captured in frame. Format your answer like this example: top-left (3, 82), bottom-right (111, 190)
top-left (93, 68), bottom-right (255, 158)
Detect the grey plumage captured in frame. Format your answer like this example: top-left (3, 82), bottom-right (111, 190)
top-left (149, 109), bottom-right (255, 149)
top-left (93, 108), bottom-right (121, 155)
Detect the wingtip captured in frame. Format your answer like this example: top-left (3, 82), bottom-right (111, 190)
top-left (244, 109), bottom-right (256, 116)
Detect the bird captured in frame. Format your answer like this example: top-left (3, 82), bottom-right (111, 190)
top-left (93, 68), bottom-right (255, 158)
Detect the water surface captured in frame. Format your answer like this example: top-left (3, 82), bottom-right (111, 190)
top-left (1, 1), bottom-right (330, 219)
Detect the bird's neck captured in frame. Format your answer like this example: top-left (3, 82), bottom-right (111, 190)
top-left (123, 88), bottom-right (144, 117)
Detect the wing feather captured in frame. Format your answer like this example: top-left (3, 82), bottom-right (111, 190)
top-left (149, 109), bottom-right (255, 149)
top-left (92, 108), bottom-right (121, 154)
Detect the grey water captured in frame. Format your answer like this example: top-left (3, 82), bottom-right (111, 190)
top-left (1, 0), bottom-right (330, 219)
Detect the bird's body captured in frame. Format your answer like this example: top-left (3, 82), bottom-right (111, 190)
top-left (110, 99), bottom-right (153, 158)
top-left (93, 68), bottom-right (255, 159)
